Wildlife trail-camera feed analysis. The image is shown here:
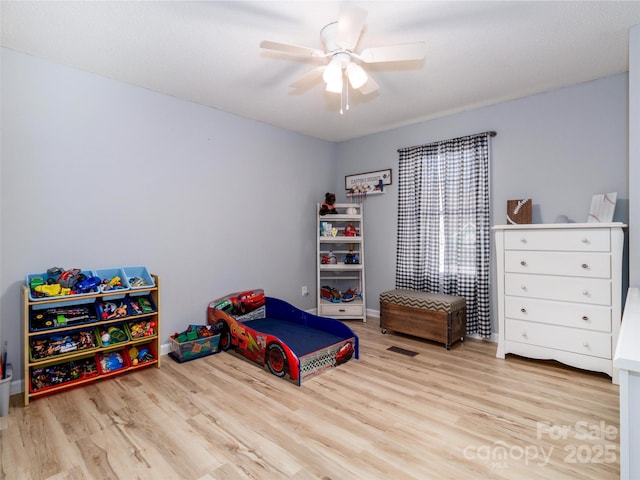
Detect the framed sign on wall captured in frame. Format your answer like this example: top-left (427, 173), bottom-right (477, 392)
top-left (345, 169), bottom-right (392, 196)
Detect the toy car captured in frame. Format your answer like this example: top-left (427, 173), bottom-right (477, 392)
top-left (73, 276), bottom-right (101, 294)
top-left (321, 286), bottom-right (341, 303)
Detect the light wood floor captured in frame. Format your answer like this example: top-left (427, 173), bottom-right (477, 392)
top-left (1, 319), bottom-right (620, 480)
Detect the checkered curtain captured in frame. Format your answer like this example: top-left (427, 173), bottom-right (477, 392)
top-left (396, 133), bottom-right (491, 337)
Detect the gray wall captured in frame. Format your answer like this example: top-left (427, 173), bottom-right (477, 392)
top-left (336, 74), bottom-right (630, 336)
top-left (630, 25), bottom-right (639, 287)
top-left (0, 47), bottom-right (632, 390)
top-left (0, 48), bottom-right (335, 387)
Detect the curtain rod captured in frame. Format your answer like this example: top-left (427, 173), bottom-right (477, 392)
top-left (397, 130), bottom-right (497, 152)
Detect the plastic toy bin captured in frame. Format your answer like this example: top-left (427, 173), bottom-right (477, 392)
top-left (29, 327), bottom-right (100, 362)
top-left (95, 268), bottom-right (130, 293)
top-left (124, 342), bottom-right (157, 367)
top-left (26, 270), bottom-right (97, 302)
top-left (170, 332), bottom-right (220, 362)
top-left (1, 364), bottom-right (12, 417)
top-left (29, 357), bottom-right (99, 394)
top-left (96, 350), bottom-right (130, 375)
top-left (126, 318), bottom-right (157, 339)
top-left (96, 323), bottom-right (130, 348)
top-left (123, 266), bottom-right (155, 289)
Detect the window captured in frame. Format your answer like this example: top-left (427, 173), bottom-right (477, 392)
top-left (396, 132), bottom-right (492, 337)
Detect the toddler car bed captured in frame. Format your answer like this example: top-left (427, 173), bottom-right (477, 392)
top-left (208, 289), bottom-right (358, 385)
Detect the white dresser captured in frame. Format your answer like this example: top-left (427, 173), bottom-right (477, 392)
top-left (614, 288), bottom-right (640, 480)
top-left (494, 223), bottom-right (626, 384)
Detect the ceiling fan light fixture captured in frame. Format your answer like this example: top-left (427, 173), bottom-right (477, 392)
top-left (346, 62), bottom-right (368, 89)
top-left (325, 76), bottom-right (343, 94)
top-left (322, 57), bottom-right (343, 85)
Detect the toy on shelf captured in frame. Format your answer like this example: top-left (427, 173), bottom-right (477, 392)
top-left (101, 276), bottom-right (125, 292)
top-left (74, 276), bottom-right (102, 294)
top-left (30, 305), bottom-right (99, 331)
top-left (57, 268), bottom-right (83, 289)
top-left (341, 288), bottom-right (361, 302)
top-left (97, 301), bottom-right (128, 320)
top-left (137, 297), bottom-right (155, 314)
top-left (321, 251), bottom-right (337, 265)
top-left (27, 266), bottom-right (101, 299)
top-left (99, 325), bottom-right (128, 346)
top-left (344, 224), bottom-right (358, 236)
top-left (33, 284), bottom-right (71, 297)
top-left (30, 357), bottom-right (98, 392)
top-left (98, 351), bottom-right (125, 373)
top-left (127, 345), bottom-right (154, 366)
top-left (319, 192), bottom-right (339, 215)
top-left (321, 286), bottom-right (341, 303)
top-left (128, 319), bottom-right (156, 338)
top-left (128, 276), bottom-right (148, 288)
top-left (30, 329), bottom-right (98, 360)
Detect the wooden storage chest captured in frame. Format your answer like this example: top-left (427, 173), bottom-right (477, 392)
top-left (379, 289), bottom-right (466, 349)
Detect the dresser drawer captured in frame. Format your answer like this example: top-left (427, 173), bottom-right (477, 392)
top-left (505, 319), bottom-right (611, 358)
top-left (505, 273), bottom-right (612, 305)
top-left (504, 229), bottom-right (610, 252)
top-left (319, 303), bottom-right (364, 317)
top-left (505, 296), bottom-right (612, 332)
top-left (504, 251), bottom-right (611, 278)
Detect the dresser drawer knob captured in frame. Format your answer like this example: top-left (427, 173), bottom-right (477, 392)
top-left (521, 331), bottom-right (528, 338)
top-left (581, 238), bottom-right (590, 244)
top-left (521, 285), bottom-right (527, 291)
top-left (520, 237), bottom-right (527, 243)
top-left (582, 290), bottom-right (590, 296)
top-left (581, 263), bottom-right (589, 269)
top-left (583, 341), bottom-right (590, 348)
top-left (582, 315), bottom-right (589, 321)
top-left (520, 260), bottom-right (527, 267)
top-left (520, 308), bottom-right (527, 314)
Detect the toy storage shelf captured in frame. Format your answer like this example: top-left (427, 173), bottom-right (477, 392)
top-left (22, 274), bottom-right (161, 406)
top-left (317, 203), bottom-right (366, 322)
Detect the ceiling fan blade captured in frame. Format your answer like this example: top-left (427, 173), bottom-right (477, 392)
top-left (260, 40), bottom-right (326, 58)
top-left (358, 42), bottom-right (426, 63)
top-left (335, 3), bottom-right (367, 50)
top-left (358, 74), bottom-right (379, 95)
top-left (290, 66), bottom-right (325, 89)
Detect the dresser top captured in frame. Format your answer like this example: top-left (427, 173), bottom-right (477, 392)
top-left (493, 222), bottom-right (626, 231)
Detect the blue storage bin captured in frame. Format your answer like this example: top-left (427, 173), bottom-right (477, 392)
top-left (123, 266), bottom-right (155, 289)
top-left (26, 270), bottom-right (97, 302)
top-left (95, 268), bottom-right (130, 293)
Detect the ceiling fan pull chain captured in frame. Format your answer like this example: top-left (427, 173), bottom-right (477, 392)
top-left (340, 73), bottom-right (345, 115)
top-left (345, 74), bottom-right (350, 111)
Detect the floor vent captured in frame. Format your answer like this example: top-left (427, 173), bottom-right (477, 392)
top-left (387, 346), bottom-right (419, 357)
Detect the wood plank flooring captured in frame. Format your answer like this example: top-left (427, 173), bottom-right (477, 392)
top-left (1, 319), bottom-right (620, 479)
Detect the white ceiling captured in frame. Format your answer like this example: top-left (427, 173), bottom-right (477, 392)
top-left (2, 1), bottom-right (640, 142)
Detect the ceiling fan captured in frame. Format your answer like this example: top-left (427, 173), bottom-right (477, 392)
top-left (260, 3), bottom-right (425, 113)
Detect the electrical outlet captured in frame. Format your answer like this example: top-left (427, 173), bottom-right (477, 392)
top-left (301, 285), bottom-right (309, 296)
